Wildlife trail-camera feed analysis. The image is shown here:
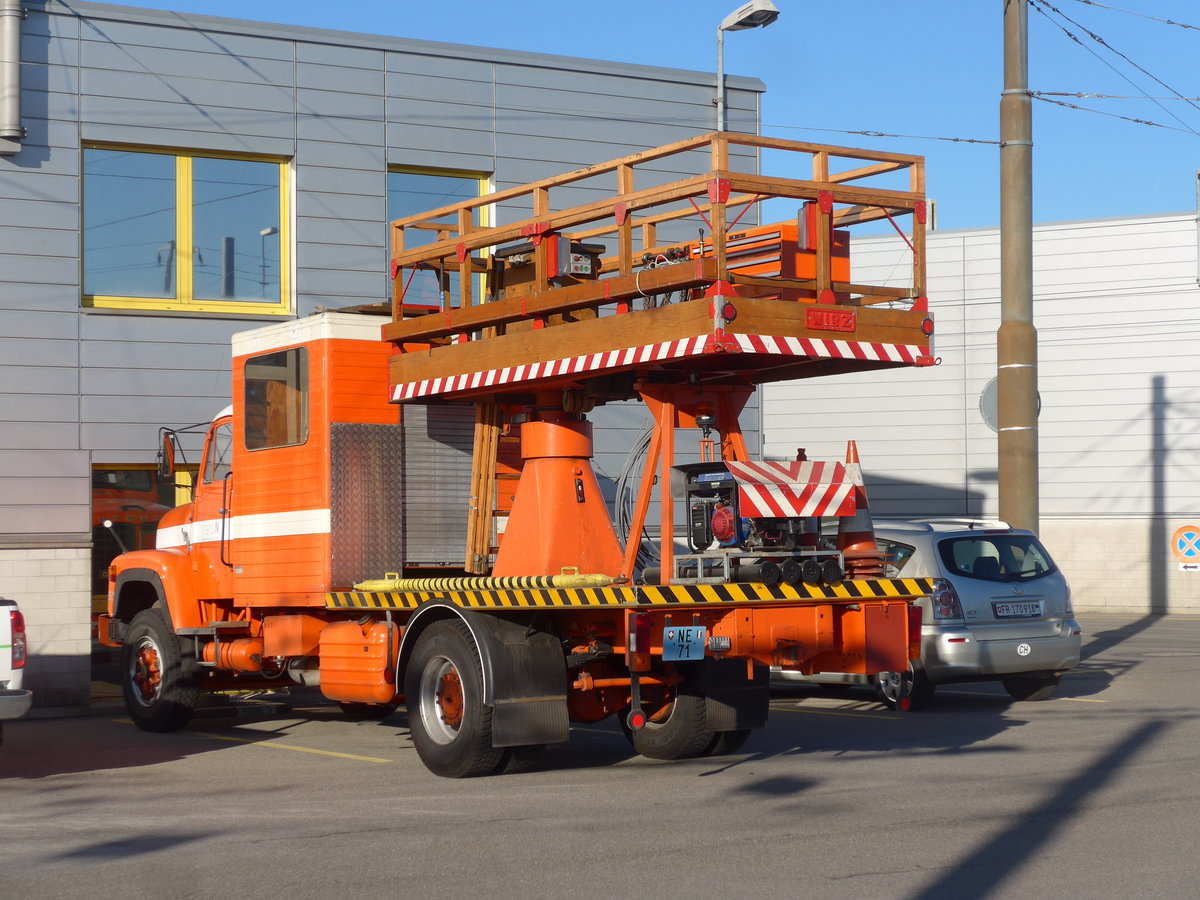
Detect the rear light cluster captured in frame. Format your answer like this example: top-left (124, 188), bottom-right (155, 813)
top-left (10, 610), bottom-right (26, 669)
top-left (930, 579), bottom-right (964, 621)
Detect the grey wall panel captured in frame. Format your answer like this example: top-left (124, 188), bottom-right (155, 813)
top-left (0, 504), bottom-right (89, 535)
top-left (385, 122), bottom-right (495, 160)
top-left (1, 367), bottom-right (78, 396)
top-left (297, 89), bottom-right (385, 121)
top-left (0, 169), bottom-right (77, 204)
top-left (0, 227), bottom-right (77, 258)
top-left (298, 164), bottom-right (383, 197)
top-left (82, 395), bottom-right (230, 428)
top-left (1, 475), bottom-right (89, 506)
top-left (80, 123), bottom-right (296, 158)
top-left (20, 58), bottom-right (79, 95)
top-left (81, 96), bottom-right (296, 141)
top-left (0, 393), bottom-right (78, 423)
top-left (80, 312), bottom-right (245, 344)
top-left (387, 96), bottom-right (490, 132)
top-left (297, 242), bottom-right (385, 273)
top-left (386, 72), bottom-right (492, 107)
top-left (297, 190), bottom-right (383, 222)
top-left (296, 116), bottom-right (385, 148)
top-left (80, 38), bottom-right (294, 85)
top-left (6, 117), bottom-right (80, 153)
top-left (387, 52), bottom-right (492, 82)
top-left (0, 308), bottom-right (78, 339)
top-left (296, 267), bottom-right (385, 299)
top-left (0, 450), bottom-right (90, 478)
top-left (0, 282), bottom-right (78, 309)
top-left (297, 42), bottom-right (384, 72)
top-left (388, 148), bottom-right (494, 174)
top-left (0, 198), bottom-right (77, 232)
top-left (297, 61), bottom-right (385, 96)
top-left (0, 337), bottom-right (78, 367)
top-left (78, 17), bottom-right (293, 61)
top-left (295, 216), bottom-right (382, 247)
top-left (297, 138), bottom-right (386, 171)
top-left (0, 253), bottom-right (78, 286)
top-left (0, 422), bottom-right (80, 451)
top-left (82, 367), bottom-right (232, 398)
top-left (80, 69), bottom-right (295, 115)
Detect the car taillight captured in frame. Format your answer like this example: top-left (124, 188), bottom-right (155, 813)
top-left (930, 579), bottom-right (964, 621)
top-left (11, 609), bottom-right (27, 668)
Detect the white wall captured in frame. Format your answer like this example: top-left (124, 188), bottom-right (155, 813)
top-left (763, 212), bottom-right (1200, 614)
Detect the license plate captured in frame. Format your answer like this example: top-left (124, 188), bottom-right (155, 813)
top-left (993, 600), bottom-right (1043, 618)
top-left (662, 626), bottom-right (707, 661)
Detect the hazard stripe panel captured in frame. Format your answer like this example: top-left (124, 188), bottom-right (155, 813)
top-left (326, 578), bottom-right (934, 610)
top-left (726, 460), bottom-right (855, 518)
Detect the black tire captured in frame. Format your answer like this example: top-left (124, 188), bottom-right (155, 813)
top-left (338, 702), bottom-right (398, 721)
top-left (876, 663), bottom-right (935, 712)
top-left (499, 744), bottom-right (546, 774)
top-left (122, 608), bottom-right (198, 732)
top-left (1002, 674), bottom-right (1060, 701)
top-left (628, 675), bottom-right (713, 761)
top-left (404, 620), bottom-right (506, 778)
top-left (703, 729), bottom-right (751, 756)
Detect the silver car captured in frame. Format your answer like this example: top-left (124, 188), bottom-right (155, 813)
top-left (774, 519), bottom-right (1082, 710)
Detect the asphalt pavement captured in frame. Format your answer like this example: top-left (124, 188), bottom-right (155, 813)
top-left (1, 612), bottom-right (1197, 900)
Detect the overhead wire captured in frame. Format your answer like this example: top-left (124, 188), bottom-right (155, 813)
top-left (1062, 0), bottom-right (1200, 32)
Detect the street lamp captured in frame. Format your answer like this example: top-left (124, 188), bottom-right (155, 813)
top-left (259, 225), bottom-right (278, 297)
top-left (716, 0), bottom-right (780, 132)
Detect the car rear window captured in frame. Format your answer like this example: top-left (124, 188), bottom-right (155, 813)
top-left (937, 534), bottom-right (1057, 583)
top-left (877, 538), bottom-right (917, 577)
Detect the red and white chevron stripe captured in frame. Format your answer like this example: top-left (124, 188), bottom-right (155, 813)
top-left (390, 331), bottom-right (928, 401)
top-left (727, 460), bottom-right (856, 518)
top-left (731, 333), bottom-right (927, 365)
top-left (391, 335), bottom-right (711, 401)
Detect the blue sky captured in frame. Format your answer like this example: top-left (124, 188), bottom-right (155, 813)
top-left (112, 1), bottom-right (1200, 230)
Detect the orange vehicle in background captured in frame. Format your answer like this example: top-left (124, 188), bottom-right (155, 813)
top-left (91, 468), bottom-right (172, 624)
top-left (101, 134), bottom-right (937, 777)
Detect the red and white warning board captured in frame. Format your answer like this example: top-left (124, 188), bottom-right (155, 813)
top-left (726, 460), bottom-right (856, 518)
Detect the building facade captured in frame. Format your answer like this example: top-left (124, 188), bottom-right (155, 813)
top-left (764, 211), bottom-right (1200, 616)
top-left (0, 1), bottom-right (764, 710)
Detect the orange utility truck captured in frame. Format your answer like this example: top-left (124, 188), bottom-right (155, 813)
top-left (102, 134), bottom-right (937, 777)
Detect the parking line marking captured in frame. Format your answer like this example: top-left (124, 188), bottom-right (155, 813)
top-left (769, 704), bottom-right (896, 720)
top-left (110, 719), bottom-right (393, 763)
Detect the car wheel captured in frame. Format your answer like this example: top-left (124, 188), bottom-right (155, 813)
top-left (123, 608), bottom-right (199, 733)
top-left (876, 663), bottom-right (934, 712)
top-left (1002, 673), bottom-right (1061, 701)
top-left (404, 620), bottom-right (507, 778)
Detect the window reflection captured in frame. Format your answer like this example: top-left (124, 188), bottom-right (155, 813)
top-left (193, 157), bottom-right (281, 302)
top-left (388, 171), bottom-right (483, 309)
top-left (83, 149), bottom-right (176, 299)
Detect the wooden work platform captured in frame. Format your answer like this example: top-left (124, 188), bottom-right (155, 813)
top-left (385, 132), bottom-right (933, 405)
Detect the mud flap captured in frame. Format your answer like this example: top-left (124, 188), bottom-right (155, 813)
top-left (469, 612), bottom-right (571, 748)
top-left (700, 658), bottom-right (770, 732)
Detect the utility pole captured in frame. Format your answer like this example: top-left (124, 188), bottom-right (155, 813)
top-left (999, 0), bottom-right (1039, 532)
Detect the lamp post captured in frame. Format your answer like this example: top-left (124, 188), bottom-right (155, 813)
top-left (716, 0), bottom-right (780, 132)
top-left (259, 225), bottom-right (278, 297)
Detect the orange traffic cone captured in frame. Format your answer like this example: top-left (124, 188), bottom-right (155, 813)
top-left (837, 441), bottom-right (885, 579)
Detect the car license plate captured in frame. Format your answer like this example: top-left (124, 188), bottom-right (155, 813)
top-left (662, 626), bottom-right (707, 661)
top-left (993, 600), bottom-right (1043, 618)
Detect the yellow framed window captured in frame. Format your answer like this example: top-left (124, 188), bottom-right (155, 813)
top-left (387, 167), bottom-right (490, 308)
top-left (82, 145), bottom-right (290, 314)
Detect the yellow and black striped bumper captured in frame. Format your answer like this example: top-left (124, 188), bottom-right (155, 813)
top-left (326, 577), bottom-right (934, 611)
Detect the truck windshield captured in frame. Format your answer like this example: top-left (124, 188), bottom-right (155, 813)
top-left (937, 534), bottom-right (1057, 583)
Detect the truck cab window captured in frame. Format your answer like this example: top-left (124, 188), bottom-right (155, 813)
top-left (204, 422), bottom-right (234, 484)
top-left (244, 347), bottom-right (309, 450)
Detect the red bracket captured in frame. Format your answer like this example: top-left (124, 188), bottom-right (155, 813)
top-left (455, 243), bottom-right (467, 263)
top-left (817, 191), bottom-right (834, 215)
top-left (614, 202), bottom-right (629, 226)
top-left (707, 179), bottom-right (731, 204)
top-left (915, 200), bottom-right (928, 225)
top-left (390, 259), bottom-right (401, 279)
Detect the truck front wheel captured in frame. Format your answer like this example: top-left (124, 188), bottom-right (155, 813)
top-left (122, 608), bottom-right (198, 732)
top-left (405, 620), bottom-right (507, 778)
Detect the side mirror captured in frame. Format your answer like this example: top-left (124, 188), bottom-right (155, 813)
top-left (158, 431), bottom-right (177, 481)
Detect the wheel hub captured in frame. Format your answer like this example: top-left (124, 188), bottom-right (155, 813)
top-left (436, 669), bottom-right (464, 730)
top-left (131, 641), bottom-right (163, 704)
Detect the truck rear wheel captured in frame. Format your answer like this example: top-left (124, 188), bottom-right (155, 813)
top-left (405, 620), bottom-right (506, 778)
top-left (627, 674), bottom-right (713, 761)
top-left (122, 608), bottom-right (198, 733)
